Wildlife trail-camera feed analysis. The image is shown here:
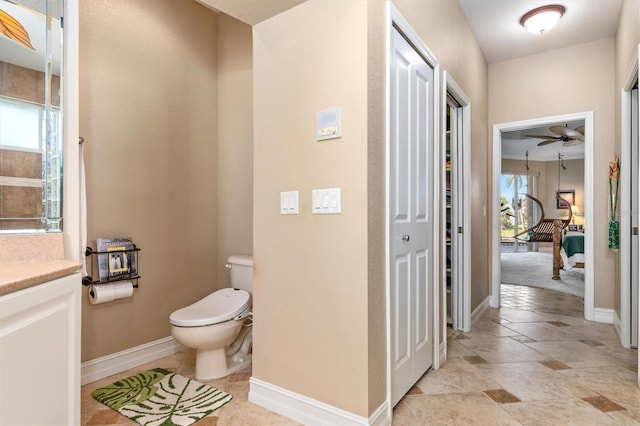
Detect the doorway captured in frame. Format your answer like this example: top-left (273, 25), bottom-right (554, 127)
top-left (499, 140), bottom-right (585, 301)
top-left (629, 83), bottom-right (638, 348)
top-left (442, 72), bottom-right (471, 337)
top-left (621, 44), bottom-right (639, 350)
top-left (491, 112), bottom-right (595, 320)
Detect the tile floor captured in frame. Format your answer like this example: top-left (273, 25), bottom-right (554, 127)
top-left (82, 284), bottom-right (639, 425)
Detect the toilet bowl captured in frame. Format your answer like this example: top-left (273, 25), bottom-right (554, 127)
top-left (170, 255), bottom-right (253, 380)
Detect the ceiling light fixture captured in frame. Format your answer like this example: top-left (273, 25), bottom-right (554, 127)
top-left (520, 4), bottom-right (565, 34)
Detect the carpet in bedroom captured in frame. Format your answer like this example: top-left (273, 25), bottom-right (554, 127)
top-left (501, 251), bottom-right (584, 298)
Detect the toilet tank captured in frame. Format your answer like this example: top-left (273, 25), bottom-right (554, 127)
top-left (227, 255), bottom-right (253, 292)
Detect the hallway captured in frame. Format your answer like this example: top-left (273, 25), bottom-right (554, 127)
top-left (392, 284), bottom-right (639, 425)
top-left (82, 284), bottom-right (638, 425)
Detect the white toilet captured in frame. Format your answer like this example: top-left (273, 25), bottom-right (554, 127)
top-left (170, 255), bottom-right (253, 380)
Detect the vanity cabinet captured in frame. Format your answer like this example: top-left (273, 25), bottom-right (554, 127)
top-left (0, 273), bottom-right (81, 425)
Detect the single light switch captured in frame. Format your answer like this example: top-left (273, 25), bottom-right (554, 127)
top-left (280, 191), bottom-right (299, 215)
top-left (312, 188), bottom-right (341, 214)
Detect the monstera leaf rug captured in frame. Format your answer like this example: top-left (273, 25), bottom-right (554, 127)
top-left (92, 368), bottom-right (232, 425)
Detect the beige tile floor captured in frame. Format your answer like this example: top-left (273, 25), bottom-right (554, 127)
top-left (83, 284), bottom-right (639, 425)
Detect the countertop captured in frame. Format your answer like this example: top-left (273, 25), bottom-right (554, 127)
top-left (0, 260), bottom-right (82, 296)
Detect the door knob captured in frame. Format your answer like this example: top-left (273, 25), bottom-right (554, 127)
top-left (401, 234), bottom-right (410, 242)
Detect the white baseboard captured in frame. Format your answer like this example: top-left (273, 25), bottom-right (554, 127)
top-left (593, 308), bottom-right (615, 324)
top-left (81, 336), bottom-right (183, 385)
top-left (613, 310), bottom-right (624, 344)
top-left (249, 377), bottom-right (390, 426)
top-left (471, 296), bottom-right (491, 326)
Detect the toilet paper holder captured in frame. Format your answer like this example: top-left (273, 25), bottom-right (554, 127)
top-left (82, 244), bottom-right (141, 288)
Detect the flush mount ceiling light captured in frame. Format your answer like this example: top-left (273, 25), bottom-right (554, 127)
top-left (520, 4), bottom-right (566, 34)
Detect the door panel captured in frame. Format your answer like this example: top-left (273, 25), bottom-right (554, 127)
top-left (390, 25), bottom-right (434, 406)
top-left (416, 72), bottom-right (429, 222)
top-left (394, 52), bottom-right (410, 223)
top-left (394, 255), bottom-right (410, 364)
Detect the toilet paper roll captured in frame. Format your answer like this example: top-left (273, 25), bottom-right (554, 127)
top-left (89, 281), bottom-right (134, 305)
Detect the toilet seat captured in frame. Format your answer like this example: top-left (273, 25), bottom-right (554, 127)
top-left (170, 288), bottom-right (250, 327)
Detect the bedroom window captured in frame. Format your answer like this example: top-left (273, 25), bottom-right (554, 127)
top-left (501, 173), bottom-right (529, 234)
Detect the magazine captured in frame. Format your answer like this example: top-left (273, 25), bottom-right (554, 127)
top-left (96, 237), bottom-right (137, 282)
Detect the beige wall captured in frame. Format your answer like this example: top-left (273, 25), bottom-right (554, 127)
top-left (490, 37), bottom-right (616, 308)
top-left (79, 0), bottom-right (255, 361)
top-left (252, 0), bottom-right (487, 418)
top-left (544, 159), bottom-right (585, 227)
top-left (253, 0), bottom-right (371, 416)
top-left (366, 0), bottom-right (388, 411)
top-left (216, 14), bottom-right (253, 286)
top-left (614, 0), bottom-right (640, 315)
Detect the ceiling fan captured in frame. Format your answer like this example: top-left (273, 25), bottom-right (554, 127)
top-left (525, 124), bottom-right (585, 146)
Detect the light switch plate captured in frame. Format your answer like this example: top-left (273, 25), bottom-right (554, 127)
top-left (280, 191), bottom-right (299, 215)
top-left (312, 188), bottom-right (341, 214)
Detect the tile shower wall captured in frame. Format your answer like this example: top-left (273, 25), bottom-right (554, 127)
top-left (0, 60), bottom-right (59, 231)
top-left (0, 61), bottom-right (60, 105)
top-left (0, 149), bottom-right (43, 230)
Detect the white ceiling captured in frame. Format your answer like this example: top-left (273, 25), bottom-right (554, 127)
top-left (457, 0), bottom-right (623, 63)
top-left (502, 120), bottom-right (584, 161)
top-left (195, 0), bottom-right (306, 26)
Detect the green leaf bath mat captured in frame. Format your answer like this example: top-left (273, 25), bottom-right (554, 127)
top-left (92, 368), bottom-right (232, 425)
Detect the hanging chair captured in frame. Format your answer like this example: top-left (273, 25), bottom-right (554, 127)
top-left (513, 193), bottom-right (572, 242)
top-left (508, 151), bottom-right (573, 243)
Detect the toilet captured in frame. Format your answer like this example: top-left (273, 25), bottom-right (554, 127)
top-left (170, 255), bottom-right (253, 380)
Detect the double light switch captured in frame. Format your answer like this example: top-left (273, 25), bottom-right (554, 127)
top-left (280, 191), bottom-right (299, 215)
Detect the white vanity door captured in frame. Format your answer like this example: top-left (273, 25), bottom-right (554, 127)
top-left (0, 273), bottom-right (81, 426)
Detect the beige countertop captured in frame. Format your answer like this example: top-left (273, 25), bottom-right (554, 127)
top-left (0, 260), bottom-right (82, 296)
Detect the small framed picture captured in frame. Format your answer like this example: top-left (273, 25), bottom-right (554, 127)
top-left (557, 189), bottom-right (575, 209)
top-left (568, 224), bottom-right (578, 232)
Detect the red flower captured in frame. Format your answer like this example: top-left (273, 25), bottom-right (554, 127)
top-left (609, 153), bottom-right (620, 180)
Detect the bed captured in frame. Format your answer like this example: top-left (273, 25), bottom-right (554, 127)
top-left (560, 233), bottom-right (585, 271)
top-left (550, 221), bottom-right (585, 279)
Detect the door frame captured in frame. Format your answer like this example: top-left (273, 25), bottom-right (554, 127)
top-left (620, 44), bottom-right (639, 349)
top-left (385, 2), bottom-right (440, 415)
top-left (441, 72), bottom-right (471, 341)
top-left (491, 112), bottom-right (595, 320)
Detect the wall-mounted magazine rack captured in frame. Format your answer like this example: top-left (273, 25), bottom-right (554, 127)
top-left (82, 245), bottom-right (141, 287)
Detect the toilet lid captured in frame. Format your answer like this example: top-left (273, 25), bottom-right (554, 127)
top-left (169, 288), bottom-right (251, 327)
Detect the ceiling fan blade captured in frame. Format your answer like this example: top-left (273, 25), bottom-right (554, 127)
top-left (563, 139), bottom-right (584, 147)
top-left (549, 125), bottom-right (570, 136)
top-left (563, 128), bottom-right (584, 141)
top-left (537, 139), bottom-right (560, 146)
top-left (525, 134), bottom-right (560, 140)
top-left (550, 125), bottom-right (584, 141)
top-left (575, 125), bottom-right (585, 135)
